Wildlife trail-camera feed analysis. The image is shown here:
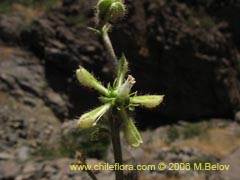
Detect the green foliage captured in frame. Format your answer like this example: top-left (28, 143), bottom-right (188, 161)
top-left (167, 126), bottom-right (180, 142)
top-left (36, 128), bottom-right (110, 160)
top-left (198, 16), bottom-right (216, 30)
top-left (187, 7), bottom-right (216, 30)
top-left (35, 145), bottom-right (59, 160)
top-left (61, 128), bottom-right (110, 159)
top-left (183, 123), bottom-right (203, 139)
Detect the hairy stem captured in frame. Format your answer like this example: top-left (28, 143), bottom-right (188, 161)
top-left (110, 115), bottom-right (123, 180)
top-left (102, 27), bottom-right (118, 74)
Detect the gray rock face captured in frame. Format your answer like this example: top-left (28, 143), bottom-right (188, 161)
top-left (0, 15), bottom-right (24, 43)
top-left (222, 148), bottom-right (240, 177)
top-left (0, 152), bottom-right (14, 160)
top-left (0, 47), bottom-right (69, 119)
top-left (19, 0), bottom-right (240, 127)
top-left (0, 160), bottom-right (20, 179)
top-left (113, 0), bottom-right (240, 124)
top-left (16, 146), bottom-right (30, 162)
top-left (210, 148), bottom-right (240, 180)
top-left (0, 48), bottom-right (46, 97)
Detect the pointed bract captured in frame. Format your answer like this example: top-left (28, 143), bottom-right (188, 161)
top-left (130, 95), bottom-right (164, 108)
top-left (115, 54), bottom-right (128, 88)
top-left (76, 66), bottom-right (108, 96)
top-left (77, 103), bottom-right (111, 128)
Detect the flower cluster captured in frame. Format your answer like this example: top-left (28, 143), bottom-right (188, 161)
top-left (76, 55), bottom-right (164, 147)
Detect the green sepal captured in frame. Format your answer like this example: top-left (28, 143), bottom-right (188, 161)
top-left (119, 109), bottom-right (143, 147)
top-left (130, 95), bottom-right (164, 109)
top-left (98, 96), bottom-right (113, 103)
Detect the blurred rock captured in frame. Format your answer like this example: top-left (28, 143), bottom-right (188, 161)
top-left (44, 90), bottom-right (69, 119)
top-left (0, 48), bottom-right (45, 97)
top-left (0, 46), bottom-right (69, 119)
top-left (210, 148), bottom-right (240, 180)
top-left (16, 146), bottom-right (30, 162)
top-left (0, 160), bottom-right (20, 179)
top-left (0, 15), bottom-right (24, 43)
top-left (23, 162), bottom-right (36, 174)
top-left (234, 111), bottom-right (240, 123)
top-left (0, 152), bottom-right (14, 160)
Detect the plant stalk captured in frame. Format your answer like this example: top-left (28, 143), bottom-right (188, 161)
top-left (102, 27), bottom-right (118, 74)
top-left (110, 115), bottom-right (123, 180)
top-left (101, 26), bottom-right (124, 180)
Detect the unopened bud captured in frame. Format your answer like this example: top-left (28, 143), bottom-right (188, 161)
top-left (76, 66), bottom-right (108, 96)
top-left (77, 103), bottom-right (111, 128)
top-left (108, 2), bottom-right (125, 21)
top-left (97, 0), bottom-right (126, 25)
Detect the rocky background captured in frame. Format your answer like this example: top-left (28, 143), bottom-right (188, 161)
top-left (0, 0), bottom-right (240, 179)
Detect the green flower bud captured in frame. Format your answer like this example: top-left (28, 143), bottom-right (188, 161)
top-left (76, 66), bottom-right (108, 96)
top-left (97, 0), bottom-right (126, 25)
top-left (97, 0), bottom-right (114, 20)
top-left (108, 2), bottom-right (126, 21)
top-left (130, 95), bottom-right (164, 108)
top-left (77, 103), bottom-right (111, 128)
